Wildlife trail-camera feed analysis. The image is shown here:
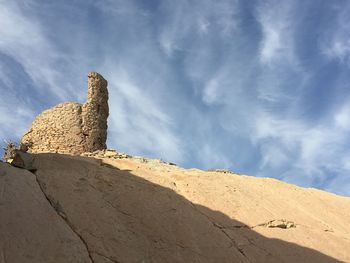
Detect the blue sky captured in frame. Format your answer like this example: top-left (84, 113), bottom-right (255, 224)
top-left (1, 0), bottom-right (350, 196)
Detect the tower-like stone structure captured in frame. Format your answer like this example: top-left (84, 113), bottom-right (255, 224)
top-left (82, 72), bottom-right (109, 152)
top-left (21, 72), bottom-right (109, 154)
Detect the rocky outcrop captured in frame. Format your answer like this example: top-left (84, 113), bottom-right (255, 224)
top-left (1, 152), bottom-right (350, 262)
top-left (0, 162), bottom-right (92, 263)
top-left (21, 72), bottom-right (108, 155)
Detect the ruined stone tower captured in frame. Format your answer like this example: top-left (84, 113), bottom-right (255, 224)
top-left (21, 72), bottom-right (109, 154)
top-left (82, 72), bottom-right (109, 151)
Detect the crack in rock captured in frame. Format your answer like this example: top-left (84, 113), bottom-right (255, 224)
top-left (32, 169), bottom-right (94, 263)
top-left (188, 201), bottom-right (252, 262)
top-left (92, 252), bottom-right (121, 263)
top-left (176, 243), bottom-right (203, 258)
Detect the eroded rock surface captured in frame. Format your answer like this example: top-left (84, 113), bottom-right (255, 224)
top-left (1, 153), bottom-right (349, 262)
top-left (0, 162), bottom-right (91, 263)
top-left (21, 72), bottom-right (108, 155)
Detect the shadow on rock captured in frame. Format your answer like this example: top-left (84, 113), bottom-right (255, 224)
top-left (10, 153), bottom-right (346, 262)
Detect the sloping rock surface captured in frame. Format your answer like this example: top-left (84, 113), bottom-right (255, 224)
top-left (0, 162), bottom-right (91, 263)
top-left (1, 152), bottom-right (350, 263)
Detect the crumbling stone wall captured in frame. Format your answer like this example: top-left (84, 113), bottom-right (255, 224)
top-left (82, 72), bottom-right (109, 151)
top-left (21, 72), bottom-right (109, 155)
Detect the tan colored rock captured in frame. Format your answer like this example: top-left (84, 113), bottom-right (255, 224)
top-left (0, 162), bottom-right (91, 263)
top-left (4, 152), bottom-right (346, 263)
top-left (102, 150), bottom-right (118, 158)
top-left (21, 72), bottom-right (109, 155)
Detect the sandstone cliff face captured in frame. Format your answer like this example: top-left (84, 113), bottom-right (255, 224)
top-left (21, 72), bottom-right (108, 155)
top-left (1, 152), bottom-right (350, 263)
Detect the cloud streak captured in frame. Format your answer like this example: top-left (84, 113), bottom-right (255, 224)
top-left (256, 1), bottom-right (296, 66)
top-left (1, 0), bottom-right (350, 196)
top-left (320, 2), bottom-right (350, 65)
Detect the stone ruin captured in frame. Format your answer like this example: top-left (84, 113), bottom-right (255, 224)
top-left (21, 72), bottom-right (109, 155)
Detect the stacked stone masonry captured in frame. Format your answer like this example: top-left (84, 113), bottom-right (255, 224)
top-left (21, 72), bottom-right (109, 155)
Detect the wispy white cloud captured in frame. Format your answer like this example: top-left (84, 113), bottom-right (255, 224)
top-left (252, 107), bottom-right (350, 194)
top-left (323, 40), bottom-right (350, 62)
top-left (320, 2), bottom-right (350, 64)
top-left (0, 94), bottom-right (36, 140)
top-left (158, 0), bottom-right (239, 57)
top-left (196, 143), bottom-right (233, 170)
top-left (0, 1), bottom-right (74, 99)
top-left (259, 144), bottom-right (289, 170)
top-left (202, 78), bottom-right (220, 105)
top-left (335, 103), bottom-right (350, 131)
top-left (252, 0), bottom-right (311, 111)
top-left (255, 0), bottom-right (296, 66)
top-left (0, 1), bottom-right (88, 147)
top-left (1, 0), bottom-right (349, 196)
top-left (106, 69), bottom-right (184, 163)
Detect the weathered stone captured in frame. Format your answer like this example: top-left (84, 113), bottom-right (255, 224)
top-left (11, 152), bottom-right (36, 171)
top-left (103, 150), bottom-right (118, 158)
top-left (12, 153), bottom-right (350, 263)
top-left (21, 72), bottom-right (109, 155)
top-left (0, 162), bottom-right (92, 263)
